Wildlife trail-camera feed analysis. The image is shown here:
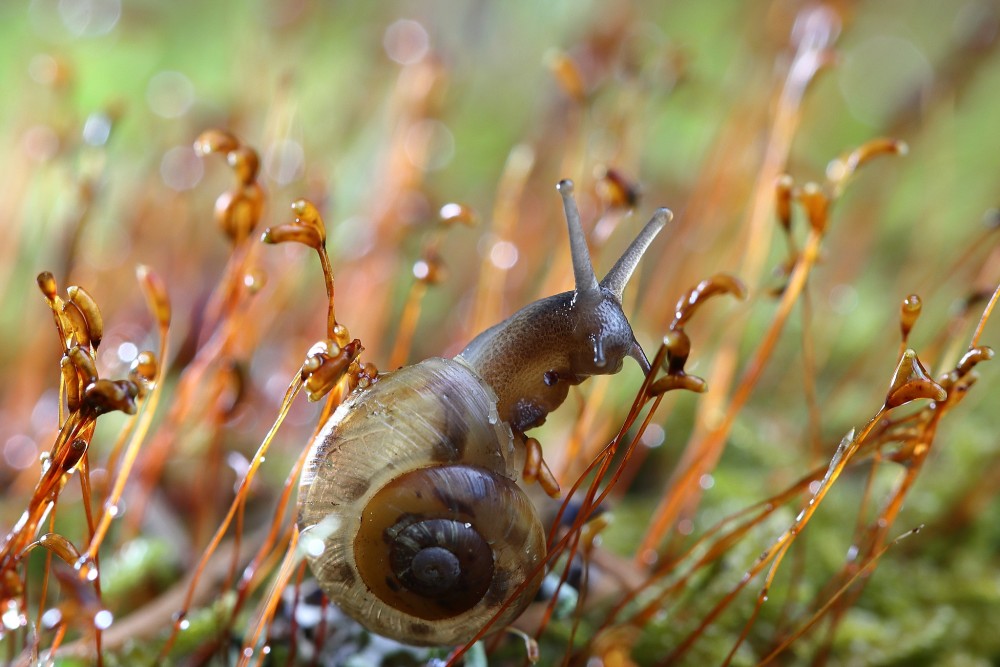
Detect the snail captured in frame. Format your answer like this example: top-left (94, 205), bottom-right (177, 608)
top-left (297, 179), bottom-right (670, 646)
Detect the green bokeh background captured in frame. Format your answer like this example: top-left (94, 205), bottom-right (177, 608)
top-left (2, 1), bottom-right (1000, 665)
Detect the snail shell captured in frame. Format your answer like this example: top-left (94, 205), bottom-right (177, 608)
top-left (298, 357), bottom-right (546, 646)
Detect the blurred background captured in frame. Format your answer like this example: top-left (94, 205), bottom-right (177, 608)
top-left (1, 0), bottom-right (999, 665)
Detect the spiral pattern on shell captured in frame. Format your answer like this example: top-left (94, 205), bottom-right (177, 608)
top-left (298, 357), bottom-right (547, 646)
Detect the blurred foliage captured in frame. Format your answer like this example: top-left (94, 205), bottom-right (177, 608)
top-left (1, 0), bottom-right (1000, 666)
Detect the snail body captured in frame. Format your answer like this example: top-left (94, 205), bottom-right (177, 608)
top-left (298, 180), bottom-right (670, 646)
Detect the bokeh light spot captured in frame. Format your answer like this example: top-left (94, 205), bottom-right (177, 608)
top-left (146, 71), bottom-right (195, 119)
top-left (404, 119), bottom-right (454, 171)
top-left (57, 0), bottom-right (121, 37)
top-left (384, 19), bottom-right (429, 65)
top-left (4, 435), bottom-right (38, 471)
top-left (160, 145), bottom-right (204, 191)
top-left (838, 35), bottom-right (932, 127)
top-left (489, 241), bottom-right (519, 270)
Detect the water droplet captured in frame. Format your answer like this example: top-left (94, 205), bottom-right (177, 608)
top-left (41, 608), bottom-right (62, 629)
top-left (243, 270), bottom-right (266, 292)
top-left (2, 604), bottom-right (25, 630)
top-left (178, 619), bottom-right (190, 631)
top-left (74, 556), bottom-right (99, 581)
top-left (303, 536), bottom-right (326, 558)
top-left (93, 609), bottom-right (113, 630)
top-left (82, 112), bottom-right (112, 147)
top-left (116, 342), bottom-right (138, 364)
